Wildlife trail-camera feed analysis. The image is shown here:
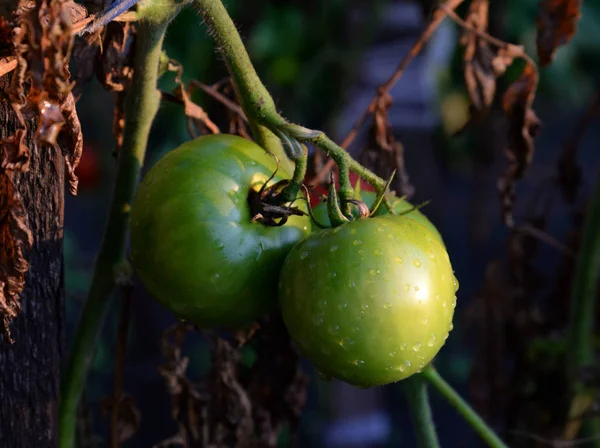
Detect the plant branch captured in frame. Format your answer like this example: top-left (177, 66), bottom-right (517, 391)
top-left (422, 366), bottom-right (509, 448)
top-left (404, 374), bottom-right (441, 448)
top-left (58, 8), bottom-right (179, 446)
top-left (195, 0), bottom-right (394, 211)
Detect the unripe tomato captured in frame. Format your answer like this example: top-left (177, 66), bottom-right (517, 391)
top-left (278, 215), bottom-right (457, 388)
top-left (130, 134), bottom-right (311, 328)
top-left (312, 190), bottom-right (444, 244)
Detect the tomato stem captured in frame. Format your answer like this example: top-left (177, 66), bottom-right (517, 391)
top-left (58, 5), bottom-right (183, 446)
top-left (566, 178), bottom-right (600, 442)
top-left (403, 375), bottom-right (441, 448)
top-left (195, 0), bottom-right (395, 214)
top-left (327, 178), bottom-right (351, 227)
top-left (276, 146), bottom-right (308, 204)
top-left (422, 366), bottom-right (509, 448)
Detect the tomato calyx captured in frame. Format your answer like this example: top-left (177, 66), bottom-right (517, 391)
top-left (247, 176), bottom-right (306, 227)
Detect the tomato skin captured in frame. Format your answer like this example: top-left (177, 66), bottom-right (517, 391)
top-left (312, 190), bottom-right (444, 244)
top-left (278, 215), bottom-right (457, 388)
top-left (130, 134), bottom-right (311, 328)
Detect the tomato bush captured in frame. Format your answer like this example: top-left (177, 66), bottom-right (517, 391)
top-left (312, 190), bottom-right (444, 244)
top-left (278, 215), bottom-right (458, 388)
top-left (130, 134), bottom-right (311, 328)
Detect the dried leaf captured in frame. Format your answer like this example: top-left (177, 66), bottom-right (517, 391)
top-left (536, 0), bottom-right (582, 66)
top-left (1, 129), bottom-right (29, 171)
top-left (60, 92), bottom-right (83, 195)
top-left (167, 60), bottom-right (220, 135)
top-left (358, 90), bottom-right (413, 199)
top-left (498, 62), bottom-right (541, 227)
top-left (100, 394), bottom-right (141, 443)
top-left (0, 171), bottom-right (33, 343)
top-left (96, 21), bottom-right (135, 92)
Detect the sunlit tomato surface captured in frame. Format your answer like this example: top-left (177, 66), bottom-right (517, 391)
top-left (312, 190), bottom-right (443, 244)
top-left (278, 215), bottom-right (458, 388)
top-left (130, 134), bottom-right (311, 328)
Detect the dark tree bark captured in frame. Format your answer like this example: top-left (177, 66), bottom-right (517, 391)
top-left (0, 75), bottom-right (66, 447)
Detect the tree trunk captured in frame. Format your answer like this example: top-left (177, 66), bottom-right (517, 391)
top-left (0, 75), bottom-right (66, 447)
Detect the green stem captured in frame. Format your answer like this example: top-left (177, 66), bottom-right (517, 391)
top-left (58, 15), bottom-right (173, 448)
top-left (404, 375), bottom-right (441, 448)
top-left (195, 0), bottom-right (394, 213)
top-left (566, 178), bottom-right (600, 442)
top-left (277, 146), bottom-right (308, 204)
top-left (249, 121), bottom-right (294, 175)
top-left (327, 180), bottom-right (351, 227)
top-left (422, 366), bottom-right (508, 448)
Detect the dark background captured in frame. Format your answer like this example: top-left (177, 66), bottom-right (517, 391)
top-left (64, 0), bottom-right (600, 446)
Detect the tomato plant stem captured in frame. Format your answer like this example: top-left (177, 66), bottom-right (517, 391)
top-left (403, 375), bottom-right (441, 448)
top-left (195, 0), bottom-right (395, 213)
top-left (566, 178), bottom-right (600, 443)
top-left (278, 147), bottom-right (308, 204)
top-left (422, 366), bottom-right (509, 448)
top-left (58, 9), bottom-right (179, 446)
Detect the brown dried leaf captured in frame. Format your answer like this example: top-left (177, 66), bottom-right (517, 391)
top-left (536, 0), bottom-right (582, 66)
top-left (168, 60), bottom-right (220, 135)
top-left (60, 92), bottom-right (82, 195)
top-left (462, 0), bottom-right (495, 112)
top-left (498, 62), bottom-right (541, 227)
top-left (0, 171), bottom-right (33, 343)
top-left (359, 91), bottom-right (414, 199)
top-left (100, 394), bottom-right (141, 443)
top-left (1, 129), bottom-right (29, 171)
top-left (96, 21), bottom-right (135, 92)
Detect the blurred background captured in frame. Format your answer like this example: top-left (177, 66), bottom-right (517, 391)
top-left (66, 0), bottom-right (600, 446)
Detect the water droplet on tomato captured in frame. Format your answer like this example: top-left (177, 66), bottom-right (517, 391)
top-left (404, 284), bottom-right (410, 292)
top-left (328, 271), bottom-right (337, 278)
top-left (400, 343), bottom-right (407, 351)
top-left (300, 251), bottom-right (309, 260)
top-left (405, 360), bottom-right (412, 368)
top-left (398, 364), bottom-right (406, 373)
top-left (312, 314), bottom-right (324, 325)
top-left (422, 318), bottom-right (429, 325)
top-left (352, 359), bottom-right (364, 366)
top-left (360, 304), bottom-right (369, 314)
top-left (383, 302), bottom-right (391, 310)
top-left (377, 227), bottom-right (384, 232)
top-left (428, 334), bottom-right (436, 347)
top-left (427, 250), bottom-right (435, 259)
top-left (412, 343), bottom-right (422, 352)
top-left (448, 323), bottom-right (454, 331)
top-left (328, 325), bottom-right (340, 334)
top-left (374, 249), bottom-right (383, 256)
top-left (389, 351), bottom-right (397, 357)
top-left (309, 263), bottom-right (316, 269)
top-left (414, 259), bottom-right (422, 268)
top-left (338, 302), bottom-right (347, 310)
top-left (353, 240), bottom-right (363, 246)
top-left (414, 286), bottom-right (420, 292)
top-left (394, 257), bottom-right (403, 264)
top-left (349, 228), bottom-right (357, 235)
top-left (330, 245), bottom-right (339, 252)
top-left (453, 276), bottom-right (459, 291)
top-left (442, 301), bottom-right (447, 307)
top-left (452, 297), bottom-right (457, 308)
top-left (368, 268), bottom-right (379, 276)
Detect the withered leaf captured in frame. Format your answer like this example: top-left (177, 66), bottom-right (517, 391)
top-left (461, 0), bottom-right (519, 114)
top-left (536, 0), bottom-right (583, 66)
top-left (101, 394), bottom-right (141, 443)
top-left (0, 171), bottom-right (33, 343)
top-left (60, 92), bottom-right (82, 195)
top-left (498, 62), bottom-right (541, 227)
top-left (167, 59), bottom-right (220, 135)
top-left (1, 129), bottom-right (29, 171)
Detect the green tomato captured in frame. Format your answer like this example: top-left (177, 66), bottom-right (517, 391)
top-left (312, 190), bottom-right (444, 244)
top-left (130, 134), bottom-right (311, 328)
top-left (278, 215), bottom-right (457, 388)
